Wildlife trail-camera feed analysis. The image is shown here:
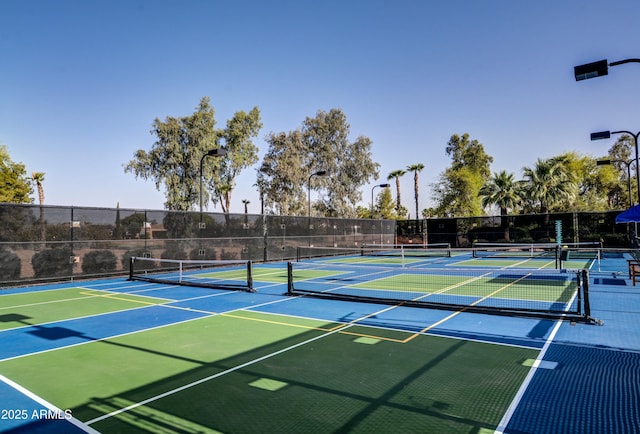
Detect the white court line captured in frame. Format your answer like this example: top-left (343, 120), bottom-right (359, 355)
top-left (84, 302), bottom-right (402, 426)
top-left (0, 373), bottom-right (100, 434)
top-left (493, 287), bottom-right (581, 433)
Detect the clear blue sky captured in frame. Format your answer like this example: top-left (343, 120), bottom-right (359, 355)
top-left (1, 0), bottom-right (639, 215)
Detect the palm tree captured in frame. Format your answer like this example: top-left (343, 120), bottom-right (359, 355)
top-left (522, 158), bottom-right (576, 239)
top-left (522, 158), bottom-right (576, 215)
top-left (31, 172), bottom-right (45, 205)
top-left (387, 169), bottom-right (406, 214)
top-left (31, 172), bottom-right (46, 242)
top-left (479, 170), bottom-right (522, 241)
top-left (406, 163), bottom-right (424, 220)
top-left (242, 199), bottom-right (250, 225)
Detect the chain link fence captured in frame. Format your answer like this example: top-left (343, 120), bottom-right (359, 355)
top-left (0, 204), bottom-right (395, 286)
top-left (0, 203), bottom-right (631, 286)
top-left (398, 210), bottom-right (629, 247)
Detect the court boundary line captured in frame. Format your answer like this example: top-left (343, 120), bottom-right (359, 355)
top-left (0, 305), bottom-right (211, 363)
top-left (0, 373), bottom-right (99, 434)
top-left (493, 317), bottom-right (564, 434)
top-left (83, 302), bottom-right (415, 426)
top-left (493, 285), bottom-right (583, 433)
top-left (0, 291), bottom-right (300, 363)
top-left (242, 306), bottom-right (543, 350)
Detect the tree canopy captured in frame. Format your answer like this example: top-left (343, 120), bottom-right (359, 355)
top-left (431, 134), bottom-right (493, 217)
top-left (213, 107), bottom-right (262, 213)
top-left (0, 145), bottom-right (33, 204)
top-left (258, 108), bottom-right (379, 217)
top-left (124, 97), bottom-right (261, 212)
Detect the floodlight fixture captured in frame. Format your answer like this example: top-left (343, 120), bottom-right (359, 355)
top-left (371, 183), bottom-right (391, 219)
top-left (574, 59), bottom-right (609, 81)
top-left (574, 58), bottom-right (640, 81)
top-left (591, 131), bottom-right (612, 141)
top-left (199, 147), bottom-right (228, 225)
top-left (308, 170), bottom-right (328, 222)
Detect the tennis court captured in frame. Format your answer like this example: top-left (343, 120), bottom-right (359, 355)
top-left (1, 248), bottom-right (639, 433)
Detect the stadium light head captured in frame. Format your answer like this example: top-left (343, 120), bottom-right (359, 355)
top-left (574, 59), bottom-right (609, 81)
top-left (205, 148), bottom-right (227, 157)
top-left (591, 131), bottom-right (612, 141)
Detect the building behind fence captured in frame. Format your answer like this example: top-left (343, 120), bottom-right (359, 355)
top-left (0, 203), bottom-right (630, 286)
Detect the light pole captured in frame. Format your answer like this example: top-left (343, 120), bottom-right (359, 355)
top-left (597, 158), bottom-right (634, 206)
top-left (199, 148), bottom-right (227, 227)
top-left (592, 131), bottom-right (640, 204)
top-left (370, 183), bottom-right (390, 219)
top-left (307, 170), bottom-right (327, 227)
top-left (574, 58), bottom-right (640, 81)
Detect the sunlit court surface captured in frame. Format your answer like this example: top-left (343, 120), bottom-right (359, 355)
top-left (0, 248), bottom-right (639, 434)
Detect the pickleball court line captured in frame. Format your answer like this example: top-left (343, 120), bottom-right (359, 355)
top-left (83, 302), bottom-right (410, 426)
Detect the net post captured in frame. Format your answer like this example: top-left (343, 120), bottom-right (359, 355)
top-left (247, 261), bottom-right (254, 291)
top-left (581, 268), bottom-right (591, 318)
top-left (287, 262), bottom-right (294, 294)
top-left (128, 256), bottom-right (135, 281)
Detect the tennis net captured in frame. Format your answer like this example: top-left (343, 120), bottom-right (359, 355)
top-left (286, 261), bottom-right (600, 323)
top-left (471, 242), bottom-right (603, 267)
top-left (296, 244), bottom-right (451, 262)
top-left (128, 257), bottom-right (255, 292)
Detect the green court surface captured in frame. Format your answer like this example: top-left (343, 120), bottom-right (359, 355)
top-left (0, 308), bottom-right (536, 433)
top-left (351, 273), bottom-right (577, 302)
top-left (1, 252), bottom-right (638, 434)
top-left (0, 288), bottom-right (169, 331)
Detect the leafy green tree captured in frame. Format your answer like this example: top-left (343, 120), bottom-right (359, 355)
top-left (584, 158), bottom-right (626, 210)
top-left (406, 163), bottom-right (424, 219)
top-left (377, 186), bottom-right (397, 220)
top-left (0, 247), bottom-right (21, 280)
top-left (555, 152), bottom-right (616, 211)
top-left (257, 131), bottom-right (307, 215)
top-left (113, 203), bottom-right (124, 240)
top-left (301, 109), bottom-right (380, 218)
top-left (479, 170), bottom-right (523, 241)
top-left (212, 107), bottom-right (262, 213)
top-left (605, 135), bottom-right (637, 207)
top-left (0, 145), bottom-right (33, 203)
top-left (81, 250), bottom-right (117, 274)
top-left (258, 108), bottom-right (379, 217)
top-left (124, 97), bottom-right (260, 212)
top-left (355, 205), bottom-right (371, 219)
top-left (431, 134), bottom-right (493, 216)
top-left (124, 97), bottom-right (218, 210)
top-left (120, 213), bottom-right (147, 238)
top-left (387, 169), bottom-right (405, 214)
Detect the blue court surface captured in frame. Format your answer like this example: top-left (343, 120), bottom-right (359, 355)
top-left (0, 252), bottom-right (638, 433)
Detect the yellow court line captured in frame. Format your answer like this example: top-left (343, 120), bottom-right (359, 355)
top-left (222, 306), bottom-right (416, 343)
top-left (79, 290), bottom-right (165, 306)
top-left (210, 271), bottom-right (536, 345)
top-left (337, 329), bottom-right (407, 343)
top-left (401, 272), bottom-right (534, 343)
top-left (220, 312), bottom-right (335, 332)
